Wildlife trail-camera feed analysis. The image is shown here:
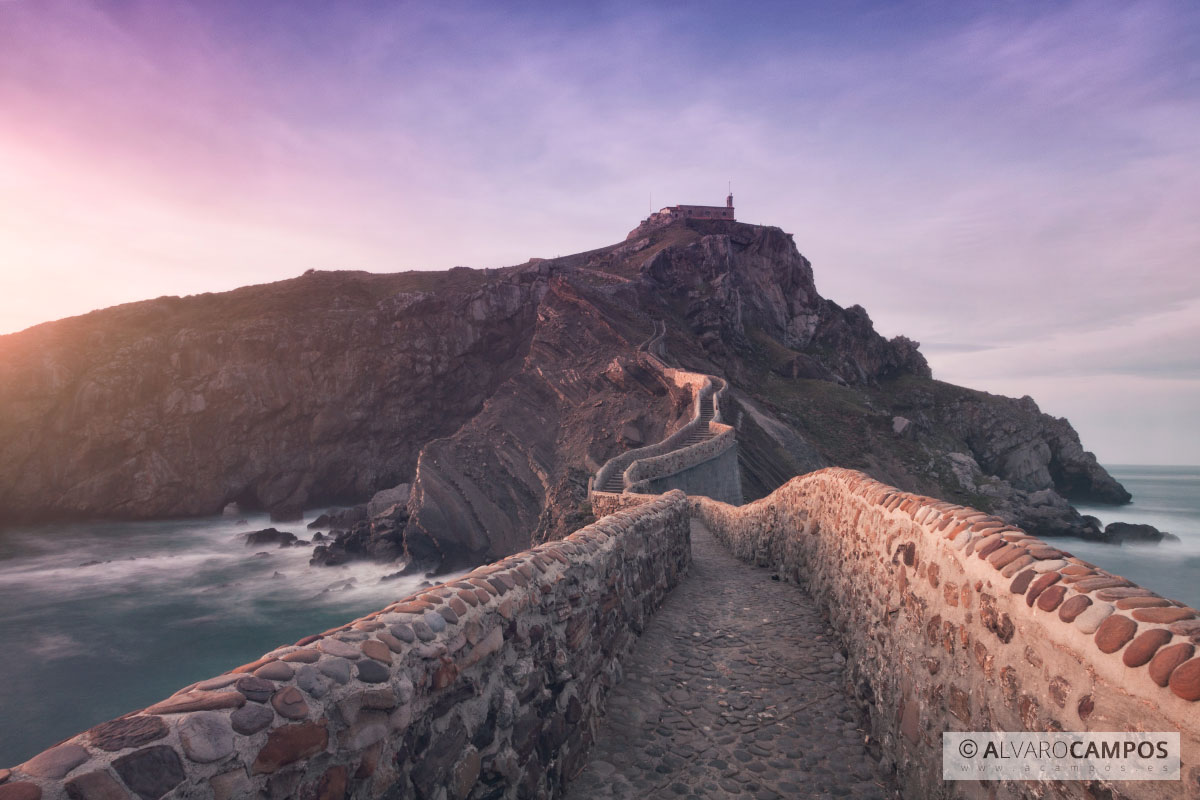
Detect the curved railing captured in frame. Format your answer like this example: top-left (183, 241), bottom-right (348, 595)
top-left (590, 320), bottom-right (736, 505)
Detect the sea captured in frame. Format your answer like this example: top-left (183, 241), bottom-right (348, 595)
top-left (0, 510), bottom-right (447, 767)
top-left (0, 465), bottom-right (1196, 767)
top-left (1071, 465), bottom-right (1200, 611)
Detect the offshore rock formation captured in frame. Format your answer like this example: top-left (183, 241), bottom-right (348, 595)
top-left (0, 216), bottom-right (1132, 565)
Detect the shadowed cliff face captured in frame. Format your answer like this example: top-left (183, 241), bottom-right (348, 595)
top-left (399, 274), bottom-right (689, 568)
top-left (0, 217), bottom-right (1131, 563)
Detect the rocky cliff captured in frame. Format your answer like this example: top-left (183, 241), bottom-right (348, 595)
top-left (0, 267), bottom-right (548, 521)
top-left (0, 216), bottom-right (1133, 566)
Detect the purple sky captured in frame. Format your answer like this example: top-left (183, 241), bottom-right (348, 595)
top-left (1, 0), bottom-right (1197, 464)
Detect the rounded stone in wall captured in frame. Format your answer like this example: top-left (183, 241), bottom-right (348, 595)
top-left (1094, 615), bottom-right (1137, 654)
top-left (1149, 643), bottom-right (1195, 688)
top-left (231, 703), bottom-right (275, 735)
top-left (1035, 585), bottom-right (1067, 613)
top-left (1121, 629), bottom-right (1173, 668)
top-left (1131, 607), bottom-right (1196, 624)
top-left (88, 716), bottom-right (168, 752)
top-left (179, 712), bottom-right (235, 763)
top-left (1169, 658), bottom-right (1200, 701)
top-left (1060, 594), bottom-right (1095, 624)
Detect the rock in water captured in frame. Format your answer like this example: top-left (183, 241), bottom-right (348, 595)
top-left (243, 528), bottom-right (298, 548)
top-left (1103, 522), bottom-right (1172, 544)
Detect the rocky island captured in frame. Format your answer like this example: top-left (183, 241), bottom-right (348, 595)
top-left (0, 216), bottom-right (1147, 571)
top-left (2, 213), bottom-right (1197, 800)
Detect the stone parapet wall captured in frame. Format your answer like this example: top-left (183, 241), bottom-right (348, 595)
top-left (589, 321), bottom-right (734, 508)
top-left (1, 492), bottom-right (692, 800)
top-left (626, 426), bottom-right (735, 488)
top-left (588, 491), bottom-right (655, 520)
top-left (590, 373), bottom-right (718, 495)
top-left (642, 445), bottom-right (743, 507)
top-left (692, 468), bottom-right (1200, 799)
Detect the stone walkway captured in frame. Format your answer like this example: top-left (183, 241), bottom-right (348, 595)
top-left (566, 520), bottom-right (895, 800)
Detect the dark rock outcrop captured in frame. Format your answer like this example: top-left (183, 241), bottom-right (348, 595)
top-left (243, 528), bottom-right (299, 548)
top-left (307, 506), bottom-right (367, 530)
top-left (366, 483), bottom-right (410, 517)
top-left (1102, 522), bottom-right (1178, 544)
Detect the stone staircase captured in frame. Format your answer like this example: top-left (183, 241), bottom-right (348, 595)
top-left (598, 468), bottom-right (627, 494)
top-left (591, 319), bottom-right (723, 497)
top-left (681, 392), bottom-right (714, 445)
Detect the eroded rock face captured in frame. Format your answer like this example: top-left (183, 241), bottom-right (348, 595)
top-left (640, 221), bottom-right (930, 383)
top-left (0, 268), bottom-right (546, 523)
top-left (399, 275), bottom-right (689, 569)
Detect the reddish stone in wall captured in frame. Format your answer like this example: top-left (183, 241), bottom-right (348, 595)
top-left (1036, 585), bottom-right (1067, 612)
top-left (1026, 573), bottom-right (1061, 607)
top-left (926, 615), bottom-right (942, 648)
top-left (977, 538), bottom-right (1006, 559)
top-left (252, 722), bottom-right (328, 773)
top-left (991, 546), bottom-right (1029, 569)
top-left (1149, 643), bottom-right (1195, 687)
top-left (1008, 568), bottom-right (1036, 594)
top-left (64, 770), bottom-right (127, 800)
top-left (1115, 597), bottom-right (1173, 610)
top-left (1131, 607), bottom-right (1196, 624)
top-left (1122, 629), bottom-right (1173, 668)
top-left (0, 784), bottom-right (41, 800)
top-left (1072, 576), bottom-right (1130, 592)
top-left (973, 640), bottom-right (993, 676)
top-left (1095, 587), bottom-right (1155, 601)
top-left (1017, 694), bottom-right (1040, 729)
top-left (1058, 594), bottom-right (1092, 623)
top-left (1094, 615), bottom-right (1137, 654)
top-left (1168, 658), bottom-right (1200, 701)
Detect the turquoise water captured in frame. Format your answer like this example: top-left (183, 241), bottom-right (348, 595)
top-left (1072, 465), bottom-right (1200, 610)
top-left (0, 511), bottom-right (436, 768)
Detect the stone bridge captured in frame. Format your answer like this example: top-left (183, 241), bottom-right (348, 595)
top-left (3, 323), bottom-right (1200, 800)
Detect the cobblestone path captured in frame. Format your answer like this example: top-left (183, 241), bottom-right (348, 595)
top-left (566, 520), bottom-right (895, 800)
